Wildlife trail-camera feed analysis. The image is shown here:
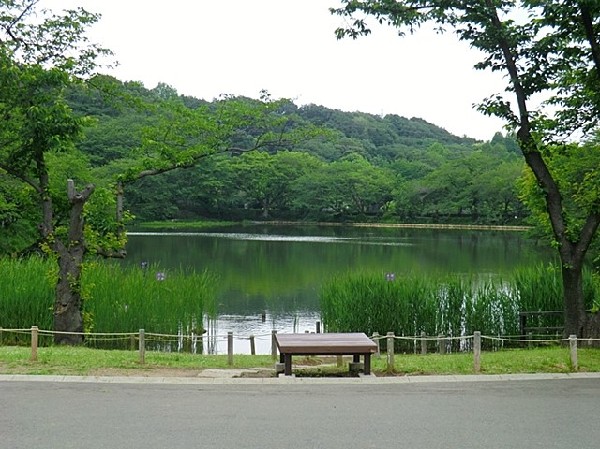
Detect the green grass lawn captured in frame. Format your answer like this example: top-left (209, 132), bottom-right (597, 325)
top-left (1, 345), bottom-right (599, 377)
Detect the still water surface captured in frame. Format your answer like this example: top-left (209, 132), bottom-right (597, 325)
top-left (125, 224), bottom-right (553, 353)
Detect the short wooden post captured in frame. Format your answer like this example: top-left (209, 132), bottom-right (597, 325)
top-left (0, 326), bottom-right (3, 346)
top-left (386, 332), bottom-right (395, 371)
top-left (421, 331), bottom-right (427, 355)
top-left (569, 334), bottom-right (578, 370)
top-left (249, 335), bottom-right (256, 355)
top-left (316, 321), bottom-right (321, 333)
top-left (139, 329), bottom-right (145, 365)
top-left (227, 332), bottom-right (234, 366)
top-left (31, 326), bottom-right (38, 361)
top-left (271, 330), bottom-right (278, 360)
top-left (438, 334), bottom-right (446, 355)
top-left (528, 331), bottom-right (533, 349)
top-left (473, 331), bottom-right (481, 373)
top-left (372, 332), bottom-right (380, 357)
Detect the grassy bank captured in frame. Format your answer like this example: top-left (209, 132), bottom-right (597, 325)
top-left (1, 346), bottom-right (599, 377)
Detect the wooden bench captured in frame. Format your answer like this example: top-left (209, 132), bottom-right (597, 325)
top-left (275, 333), bottom-right (378, 376)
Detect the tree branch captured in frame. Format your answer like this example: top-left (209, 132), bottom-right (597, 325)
top-left (579, 2), bottom-right (600, 77)
top-left (484, 0), bottom-right (567, 242)
top-left (0, 161), bottom-right (42, 194)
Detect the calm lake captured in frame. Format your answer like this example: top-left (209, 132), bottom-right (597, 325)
top-left (124, 224), bottom-right (553, 353)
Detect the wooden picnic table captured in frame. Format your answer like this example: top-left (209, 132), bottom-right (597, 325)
top-left (275, 333), bottom-right (378, 376)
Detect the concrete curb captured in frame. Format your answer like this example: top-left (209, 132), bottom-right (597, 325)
top-left (1, 371), bottom-right (599, 385)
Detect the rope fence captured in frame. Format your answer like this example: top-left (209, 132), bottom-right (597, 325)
top-left (2, 325), bottom-right (599, 372)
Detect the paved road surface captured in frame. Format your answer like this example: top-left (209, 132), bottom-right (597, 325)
top-left (1, 376), bottom-right (599, 449)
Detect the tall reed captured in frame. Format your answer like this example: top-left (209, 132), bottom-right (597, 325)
top-left (320, 264), bottom-right (597, 351)
top-left (0, 257), bottom-right (218, 346)
top-left (0, 256), bottom-right (54, 338)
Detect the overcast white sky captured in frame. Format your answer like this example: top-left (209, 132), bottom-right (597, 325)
top-left (42, 0), bottom-right (508, 140)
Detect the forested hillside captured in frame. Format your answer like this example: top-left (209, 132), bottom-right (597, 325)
top-left (68, 77), bottom-right (525, 225)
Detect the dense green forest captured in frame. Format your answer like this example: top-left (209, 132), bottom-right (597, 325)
top-left (67, 78), bottom-right (526, 225)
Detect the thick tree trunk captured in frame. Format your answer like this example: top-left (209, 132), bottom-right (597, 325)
top-left (560, 238), bottom-right (600, 342)
top-left (52, 180), bottom-right (95, 344)
top-left (561, 263), bottom-right (587, 338)
top-left (582, 313), bottom-right (600, 346)
top-left (53, 243), bottom-right (84, 344)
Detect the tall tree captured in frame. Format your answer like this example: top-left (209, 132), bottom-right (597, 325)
top-left (331, 0), bottom-right (600, 337)
top-left (0, 0), bottom-right (112, 343)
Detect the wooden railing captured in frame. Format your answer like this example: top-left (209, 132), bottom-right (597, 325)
top-left (519, 311), bottom-right (563, 344)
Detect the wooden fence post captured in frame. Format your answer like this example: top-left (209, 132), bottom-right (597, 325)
top-left (421, 331), bottom-right (427, 355)
top-left (0, 326), bottom-right (3, 346)
top-left (31, 326), bottom-right (38, 361)
top-left (386, 332), bottom-right (395, 371)
top-left (438, 334), bottom-right (446, 354)
top-left (473, 331), bottom-right (481, 373)
top-left (139, 329), bottom-right (145, 365)
top-left (249, 335), bottom-right (256, 355)
top-left (372, 332), bottom-right (380, 357)
top-left (227, 332), bottom-right (234, 366)
top-left (271, 330), bottom-right (278, 360)
top-left (569, 334), bottom-right (578, 370)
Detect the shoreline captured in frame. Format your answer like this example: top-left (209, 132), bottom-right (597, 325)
top-left (136, 219), bottom-right (531, 232)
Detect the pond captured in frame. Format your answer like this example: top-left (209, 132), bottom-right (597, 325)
top-left (124, 224), bottom-right (553, 354)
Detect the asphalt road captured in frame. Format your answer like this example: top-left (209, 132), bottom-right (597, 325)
top-left (1, 377), bottom-right (599, 449)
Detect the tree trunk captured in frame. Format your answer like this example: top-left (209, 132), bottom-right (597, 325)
top-left (582, 312), bottom-right (600, 346)
top-left (560, 239), bottom-right (600, 342)
top-left (52, 180), bottom-right (95, 344)
top-left (561, 263), bottom-right (587, 338)
top-left (53, 242), bottom-right (85, 344)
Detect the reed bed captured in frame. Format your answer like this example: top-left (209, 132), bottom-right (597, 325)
top-left (0, 257), bottom-right (54, 338)
top-left (321, 264), bottom-right (599, 352)
top-left (0, 257), bottom-right (218, 347)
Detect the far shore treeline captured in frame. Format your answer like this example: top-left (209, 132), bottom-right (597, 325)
top-left (1, 76), bottom-right (532, 257)
top-left (73, 79), bottom-right (525, 227)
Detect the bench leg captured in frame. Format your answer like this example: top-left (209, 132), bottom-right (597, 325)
top-left (284, 354), bottom-right (292, 376)
top-left (364, 354), bottom-right (371, 375)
